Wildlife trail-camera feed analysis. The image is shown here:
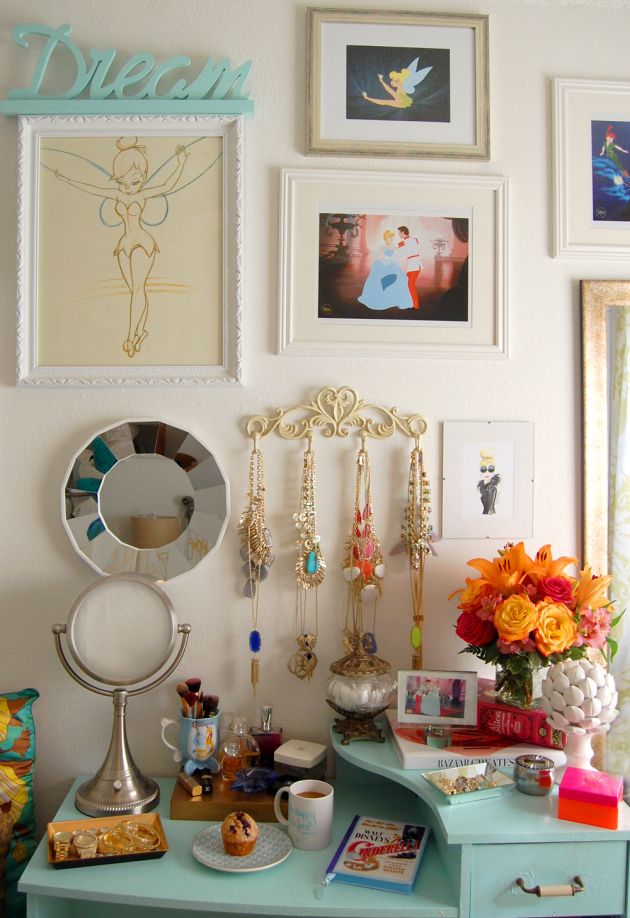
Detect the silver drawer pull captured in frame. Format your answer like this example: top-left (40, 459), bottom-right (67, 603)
top-left (516, 876), bottom-right (584, 897)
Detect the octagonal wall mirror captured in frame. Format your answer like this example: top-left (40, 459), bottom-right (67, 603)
top-left (63, 420), bottom-right (229, 580)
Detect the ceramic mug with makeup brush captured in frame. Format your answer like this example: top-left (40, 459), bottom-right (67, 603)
top-left (161, 710), bottom-right (221, 775)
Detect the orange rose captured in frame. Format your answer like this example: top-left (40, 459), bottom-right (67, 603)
top-left (494, 594), bottom-right (539, 643)
top-left (534, 601), bottom-right (578, 656)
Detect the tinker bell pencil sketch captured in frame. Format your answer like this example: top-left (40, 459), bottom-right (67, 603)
top-left (362, 57), bottom-right (432, 110)
top-left (45, 136), bottom-right (219, 358)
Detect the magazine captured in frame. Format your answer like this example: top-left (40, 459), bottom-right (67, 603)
top-left (325, 814), bottom-right (430, 894)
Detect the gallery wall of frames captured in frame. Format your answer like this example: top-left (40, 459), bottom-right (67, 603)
top-left (0, 0), bottom-right (629, 830)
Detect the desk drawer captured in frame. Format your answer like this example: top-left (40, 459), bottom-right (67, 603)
top-left (470, 840), bottom-right (627, 917)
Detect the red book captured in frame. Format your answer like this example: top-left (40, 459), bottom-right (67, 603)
top-left (477, 679), bottom-right (565, 749)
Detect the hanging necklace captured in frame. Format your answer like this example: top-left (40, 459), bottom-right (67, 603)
top-left (401, 442), bottom-right (432, 668)
top-left (342, 436), bottom-right (385, 653)
top-left (288, 436), bottom-right (326, 680)
top-left (238, 439), bottom-right (273, 693)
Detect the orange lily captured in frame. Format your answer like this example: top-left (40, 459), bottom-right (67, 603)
top-left (574, 565), bottom-right (613, 609)
top-left (467, 541), bottom-right (533, 595)
top-left (529, 544), bottom-right (577, 579)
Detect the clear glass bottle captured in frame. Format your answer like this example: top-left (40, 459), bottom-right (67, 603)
top-left (219, 716), bottom-right (260, 781)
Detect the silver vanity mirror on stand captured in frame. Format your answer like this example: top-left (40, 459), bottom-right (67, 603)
top-left (53, 573), bottom-right (190, 816)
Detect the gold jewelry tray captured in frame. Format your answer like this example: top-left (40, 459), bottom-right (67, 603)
top-left (47, 813), bottom-right (168, 868)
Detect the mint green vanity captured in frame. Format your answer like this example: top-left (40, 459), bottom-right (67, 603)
top-left (20, 726), bottom-right (630, 917)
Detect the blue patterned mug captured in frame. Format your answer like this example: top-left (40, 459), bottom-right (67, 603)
top-left (161, 712), bottom-right (220, 775)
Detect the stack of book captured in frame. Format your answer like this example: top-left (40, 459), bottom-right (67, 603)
top-left (385, 704), bottom-right (567, 771)
top-left (476, 678), bottom-right (565, 749)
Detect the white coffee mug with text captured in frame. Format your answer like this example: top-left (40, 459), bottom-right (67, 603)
top-left (273, 779), bottom-right (334, 850)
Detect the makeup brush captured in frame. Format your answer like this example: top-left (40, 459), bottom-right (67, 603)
top-left (176, 682), bottom-right (189, 717)
top-left (203, 694), bottom-right (220, 717)
top-left (185, 677), bottom-right (202, 717)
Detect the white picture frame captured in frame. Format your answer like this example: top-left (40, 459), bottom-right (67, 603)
top-left (397, 670), bottom-right (478, 725)
top-left (307, 8), bottom-right (489, 159)
top-left (442, 420), bottom-right (534, 539)
top-left (16, 114), bottom-right (243, 386)
top-left (278, 169), bottom-right (508, 360)
top-left (553, 78), bottom-right (630, 258)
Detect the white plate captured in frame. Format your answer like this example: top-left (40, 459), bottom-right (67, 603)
top-left (192, 824), bottom-right (292, 873)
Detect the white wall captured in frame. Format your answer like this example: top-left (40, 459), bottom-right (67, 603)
top-left (1, 0), bottom-right (629, 830)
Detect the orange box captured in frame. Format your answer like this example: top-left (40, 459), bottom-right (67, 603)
top-left (558, 766), bottom-right (623, 830)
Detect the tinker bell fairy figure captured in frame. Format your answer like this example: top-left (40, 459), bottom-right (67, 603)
top-left (53, 137), bottom-right (190, 357)
top-left (362, 57), bottom-right (432, 110)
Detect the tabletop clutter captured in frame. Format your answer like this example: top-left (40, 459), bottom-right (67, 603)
top-left (45, 671), bottom-right (627, 897)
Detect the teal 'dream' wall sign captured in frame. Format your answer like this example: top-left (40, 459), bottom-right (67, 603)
top-left (0, 23), bottom-right (254, 115)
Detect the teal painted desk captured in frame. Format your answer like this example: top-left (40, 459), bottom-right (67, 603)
top-left (19, 727), bottom-right (630, 917)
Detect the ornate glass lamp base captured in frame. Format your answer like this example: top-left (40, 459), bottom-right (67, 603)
top-left (326, 700), bottom-right (388, 745)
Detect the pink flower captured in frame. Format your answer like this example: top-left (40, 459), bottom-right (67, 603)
top-left (576, 606), bottom-right (612, 650)
top-left (496, 636), bottom-right (537, 654)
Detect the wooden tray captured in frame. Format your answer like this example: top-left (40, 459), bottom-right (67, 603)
top-left (47, 812), bottom-right (168, 868)
top-left (170, 779), bottom-right (287, 822)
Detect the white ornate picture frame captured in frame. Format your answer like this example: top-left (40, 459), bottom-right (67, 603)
top-left (17, 114), bottom-right (243, 385)
top-left (397, 670), bottom-right (478, 725)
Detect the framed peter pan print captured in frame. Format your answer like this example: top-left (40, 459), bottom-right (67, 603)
top-left (307, 8), bottom-right (489, 159)
top-left (554, 78), bottom-right (630, 258)
top-left (16, 114), bottom-right (243, 385)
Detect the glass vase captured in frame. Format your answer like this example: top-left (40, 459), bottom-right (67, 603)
top-left (495, 664), bottom-right (545, 709)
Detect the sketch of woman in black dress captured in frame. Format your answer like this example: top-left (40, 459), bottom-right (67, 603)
top-left (477, 449), bottom-right (501, 515)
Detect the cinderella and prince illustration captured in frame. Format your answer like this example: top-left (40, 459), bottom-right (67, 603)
top-left (358, 227), bottom-right (421, 312)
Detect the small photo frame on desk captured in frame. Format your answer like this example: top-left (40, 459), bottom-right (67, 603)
top-left (398, 670), bottom-right (478, 725)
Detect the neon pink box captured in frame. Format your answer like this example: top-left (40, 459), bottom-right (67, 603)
top-left (559, 767), bottom-right (623, 806)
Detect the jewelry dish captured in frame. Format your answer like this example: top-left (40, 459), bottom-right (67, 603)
top-left (192, 824), bottom-right (292, 873)
top-left (47, 813), bottom-right (168, 868)
top-left (421, 762), bottom-right (515, 805)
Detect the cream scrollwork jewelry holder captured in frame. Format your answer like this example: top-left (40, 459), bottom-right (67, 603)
top-left (244, 386), bottom-right (431, 735)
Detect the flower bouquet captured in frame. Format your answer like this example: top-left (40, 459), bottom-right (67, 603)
top-left (450, 542), bottom-right (620, 708)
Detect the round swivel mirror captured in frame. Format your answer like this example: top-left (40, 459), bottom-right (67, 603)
top-left (53, 573), bottom-right (191, 816)
top-left (63, 419), bottom-right (229, 580)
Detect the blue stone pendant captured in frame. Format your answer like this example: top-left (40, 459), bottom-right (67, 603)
top-left (306, 550), bottom-right (319, 574)
top-left (249, 629), bottom-right (262, 653)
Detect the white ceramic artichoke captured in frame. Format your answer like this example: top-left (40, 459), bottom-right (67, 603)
top-left (541, 659), bottom-right (619, 735)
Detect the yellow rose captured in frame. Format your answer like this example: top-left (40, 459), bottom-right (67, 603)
top-left (534, 601), bottom-right (578, 657)
top-left (494, 594), bottom-right (539, 643)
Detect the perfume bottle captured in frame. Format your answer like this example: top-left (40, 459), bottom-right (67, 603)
top-left (219, 716), bottom-right (260, 781)
top-left (250, 704), bottom-right (283, 767)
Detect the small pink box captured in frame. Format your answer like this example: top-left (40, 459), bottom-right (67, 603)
top-left (558, 767), bottom-right (623, 829)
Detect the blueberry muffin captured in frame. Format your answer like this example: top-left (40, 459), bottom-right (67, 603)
top-left (220, 811), bottom-right (259, 856)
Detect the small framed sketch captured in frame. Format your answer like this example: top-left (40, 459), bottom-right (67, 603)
top-left (442, 421), bottom-right (534, 539)
top-left (307, 8), bottom-right (489, 159)
top-left (16, 114), bottom-right (243, 386)
top-left (553, 78), bottom-right (630, 258)
top-left (397, 670), bottom-right (478, 725)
